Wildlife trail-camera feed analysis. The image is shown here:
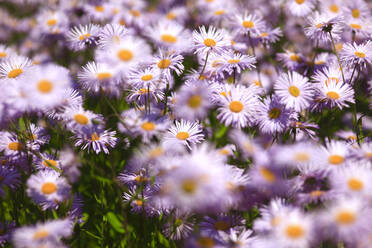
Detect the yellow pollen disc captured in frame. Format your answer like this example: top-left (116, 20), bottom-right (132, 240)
top-left (196, 237), bottom-right (215, 248)
top-left (150, 147), bottom-right (164, 158)
top-left (228, 59), bottom-right (240, 64)
top-left (41, 182), bottom-right (57, 194)
top-left (336, 43), bottom-right (343, 51)
top-left (352, 9), bottom-right (360, 18)
top-left (119, 19), bottom-right (126, 26)
top-left (355, 51), bottom-right (366, 58)
top-left (130, 10), bottom-right (141, 17)
top-left (214, 10), bottom-right (225, 16)
top-left (161, 34), bottom-right (177, 44)
top-left (260, 32), bottom-right (268, 37)
top-left (336, 211), bottom-right (355, 225)
top-left (79, 33), bottom-right (90, 41)
top-left (95, 6), bottom-right (104, 12)
top-left (350, 23), bottom-right (362, 29)
top-left (141, 74), bottom-right (153, 81)
top-left (365, 152), bottom-right (372, 158)
top-left (33, 230), bottom-right (49, 240)
top-left (290, 54), bottom-right (300, 61)
top-left (181, 179), bottom-right (197, 194)
top-left (97, 72), bottom-right (112, 80)
top-left (347, 135), bottom-right (357, 140)
top-left (229, 101), bottom-right (244, 113)
top-left (46, 19), bottom-right (57, 26)
top-left (199, 74), bottom-right (206, 80)
top-left (327, 91), bottom-right (340, 100)
top-left (37, 80), bottom-right (53, 94)
top-left (214, 221), bottom-right (229, 231)
top-left (166, 12), bottom-right (176, 20)
top-left (348, 178), bottom-right (364, 191)
top-left (188, 95), bottom-right (202, 109)
top-left (138, 88), bottom-right (148, 94)
top-left (254, 80), bottom-right (262, 87)
top-left (315, 60), bottom-right (325, 65)
top-left (316, 23), bottom-right (323, 28)
top-left (242, 21), bottom-right (254, 28)
top-left (74, 114), bottom-right (89, 125)
top-left (288, 85), bottom-right (300, 97)
top-left (328, 154), bottom-right (344, 165)
top-left (42, 160), bottom-right (57, 168)
top-left (219, 149), bottom-right (230, 155)
top-left (329, 4), bottom-right (339, 13)
top-left (91, 132), bottom-right (100, 141)
top-left (294, 152), bottom-right (309, 162)
top-left (141, 122), bottom-right (156, 131)
top-left (285, 225), bottom-right (304, 239)
top-left (135, 200), bottom-right (143, 206)
top-left (310, 190), bottom-right (325, 197)
top-left (260, 167), bottom-right (276, 183)
top-left (117, 49), bottom-right (133, 62)
top-left (269, 108), bottom-right (281, 119)
top-left (0, 52), bottom-right (7, 58)
top-left (176, 131), bottom-right (189, 140)
top-left (8, 68), bottom-right (23, 78)
top-left (8, 142), bottom-right (22, 151)
top-left (157, 59), bottom-right (171, 69)
top-left (203, 38), bottom-right (216, 47)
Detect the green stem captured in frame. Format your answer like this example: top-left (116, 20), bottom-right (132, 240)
top-left (329, 31), bottom-right (345, 83)
top-left (199, 50), bottom-right (210, 80)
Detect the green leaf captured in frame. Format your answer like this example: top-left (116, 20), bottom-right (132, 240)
top-left (106, 212), bottom-right (125, 233)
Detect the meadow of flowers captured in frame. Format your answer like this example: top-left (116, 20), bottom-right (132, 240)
top-left (0, 0), bottom-right (371, 247)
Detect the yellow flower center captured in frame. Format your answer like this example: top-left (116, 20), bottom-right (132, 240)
top-left (42, 160), bottom-right (57, 168)
top-left (327, 91), bottom-right (340, 100)
top-left (269, 107), bottom-right (281, 119)
top-left (91, 132), bottom-right (100, 141)
top-left (150, 147), bottom-right (164, 158)
top-left (295, 0), bottom-right (305, 4)
top-left (316, 23), bottom-right (323, 28)
top-left (141, 122), bottom-right (156, 131)
top-left (228, 59), bottom-right (240, 64)
top-left (188, 95), bottom-right (202, 109)
top-left (290, 54), bottom-right (300, 61)
top-left (0, 52), bottom-right (7, 58)
top-left (95, 6), bottom-right (104, 12)
top-left (196, 237), bottom-right (215, 248)
top-left (214, 221), bottom-right (229, 231)
top-left (130, 10), bottom-right (141, 17)
top-left (254, 80), bottom-right (262, 87)
top-left (161, 34), bottom-right (177, 44)
top-left (138, 88), bottom-right (148, 95)
top-left (336, 210), bottom-right (355, 225)
top-left (157, 59), bottom-right (171, 69)
top-left (176, 131), bottom-right (189, 140)
top-left (310, 190), bottom-right (325, 197)
top-left (37, 80), bottom-right (53, 94)
top-left (352, 8), bottom-right (360, 18)
top-left (329, 4), bottom-right (339, 13)
top-left (260, 32), bottom-right (268, 37)
top-left (288, 85), bottom-right (300, 97)
top-left (135, 200), bottom-right (143, 206)
top-left (33, 229), bottom-right (49, 240)
top-left (328, 154), bottom-right (344, 165)
top-left (8, 68), bottom-right (23, 78)
top-left (285, 225), bottom-right (304, 239)
top-left (117, 49), bottom-right (133, 62)
top-left (259, 167), bottom-right (276, 183)
top-left (203, 38), bottom-right (216, 47)
top-left (74, 114), bottom-right (89, 125)
top-left (97, 72), bottom-right (112, 80)
top-left (79, 33), bottom-right (91, 41)
top-left (181, 179), bottom-right (197, 194)
top-left (214, 10), bottom-right (225, 16)
top-left (348, 178), bottom-right (364, 191)
top-left (294, 152), bottom-right (309, 162)
top-left (229, 101), bottom-right (244, 113)
top-left (141, 74), bottom-right (153, 81)
top-left (355, 51), bottom-right (366, 58)
top-left (46, 19), bottom-right (57, 26)
top-left (8, 142), bottom-right (22, 151)
top-left (242, 21), bottom-right (254, 28)
top-left (41, 182), bottom-right (57, 194)
top-left (350, 23), bottom-right (362, 29)
top-left (166, 12), bottom-right (176, 20)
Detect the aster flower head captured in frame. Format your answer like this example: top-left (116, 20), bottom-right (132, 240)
top-left (164, 120), bottom-right (204, 149)
top-left (151, 50), bottom-right (184, 80)
top-left (258, 26), bottom-right (283, 45)
top-left (0, 55), bottom-right (32, 80)
top-left (67, 24), bottom-right (100, 51)
top-left (340, 41), bottom-right (372, 68)
top-left (73, 127), bottom-right (117, 154)
top-left (313, 79), bottom-right (354, 110)
top-left (274, 71), bottom-right (313, 112)
top-left (286, 0), bottom-right (316, 17)
top-left (193, 26), bottom-right (230, 56)
top-left (0, 166), bottom-right (21, 197)
top-left (217, 50), bottom-right (256, 78)
top-left (230, 12), bottom-right (265, 36)
top-left (97, 24), bottom-right (129, 50)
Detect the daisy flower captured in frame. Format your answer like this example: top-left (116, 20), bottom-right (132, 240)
top-left (151, 50), bottom-right (184, 80)
top-left (313, 62), bottom-right (343, 86)
top-left (199, 214), bottom-right (245, 238)
top-left (26, 170), bottom-right (71, 210)
top-left (12, 219), bottom-right (72, 248)
top-left (0, 166), bottom-right (21, 197)
top-left (343, 0), bottom-right (369, 20)
top-left (73, 127), bottom-right (117, 154)
top-left (23, 64), bottom-right (71, 110)
top-left (217, 50), bottom-right (256, 78)
top-left (63, 105), bottom-right (103, 132)
top-left (84, 3), bottom-right (113, 22)
top-left (193, 26), bottom-right (230, 56)
top-left (313, 79), bottom-right (354, 110)
top-left (78, 61), bottom-right (121, 93)
top-left (0, 132), bottom-right (25, 160)
top-left (164, 120), bottom-right (204, 149)
top-left (126, 84), bottom-right (165, 106)
top-left (0, 44), bottom-right (15, 61)
top-left (320, 140), bottom-right (350, 168)
top-left (216, 84), bottom-right (261, 129)
top-left (219, 228), bottom-right (255, 248)
top-left (230, 12), bottom-right (265, 35)
top-left (35, 153), bottom-right (61, 171)
top-left (36, 9), bottom-right (68, 34)
top-left (286, 0), bottom-right (316, 17)
top-left (162, 211), bottom-right (194, 240)
top-left (258, 26), bottom-right (283, 45)
top-left (340, 41), bottom-right (372, 68)
top-left (277, 50), bottom-right (304, 70)
top-left (274, 71), bottom-right (313, 112)
top-left (97, 24), bottom-right (129, 50)
top-left (131, 115), bottom-right (169, 143)
top-left (0, 55), bottom-right (32, 80)
top-left (256, 96), bottom-right (297, 134)
top-left (320, 0), bottom-right (343, 16)
top-left (128, 67), bottom-right (161, 88)
top-left (67, 24), bottom-right (100, 51)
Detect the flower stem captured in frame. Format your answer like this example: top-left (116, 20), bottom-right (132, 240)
top-left (199, 50), bottom-right (210, 80)
top-left (329, 31), bottom-right (345, 83)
